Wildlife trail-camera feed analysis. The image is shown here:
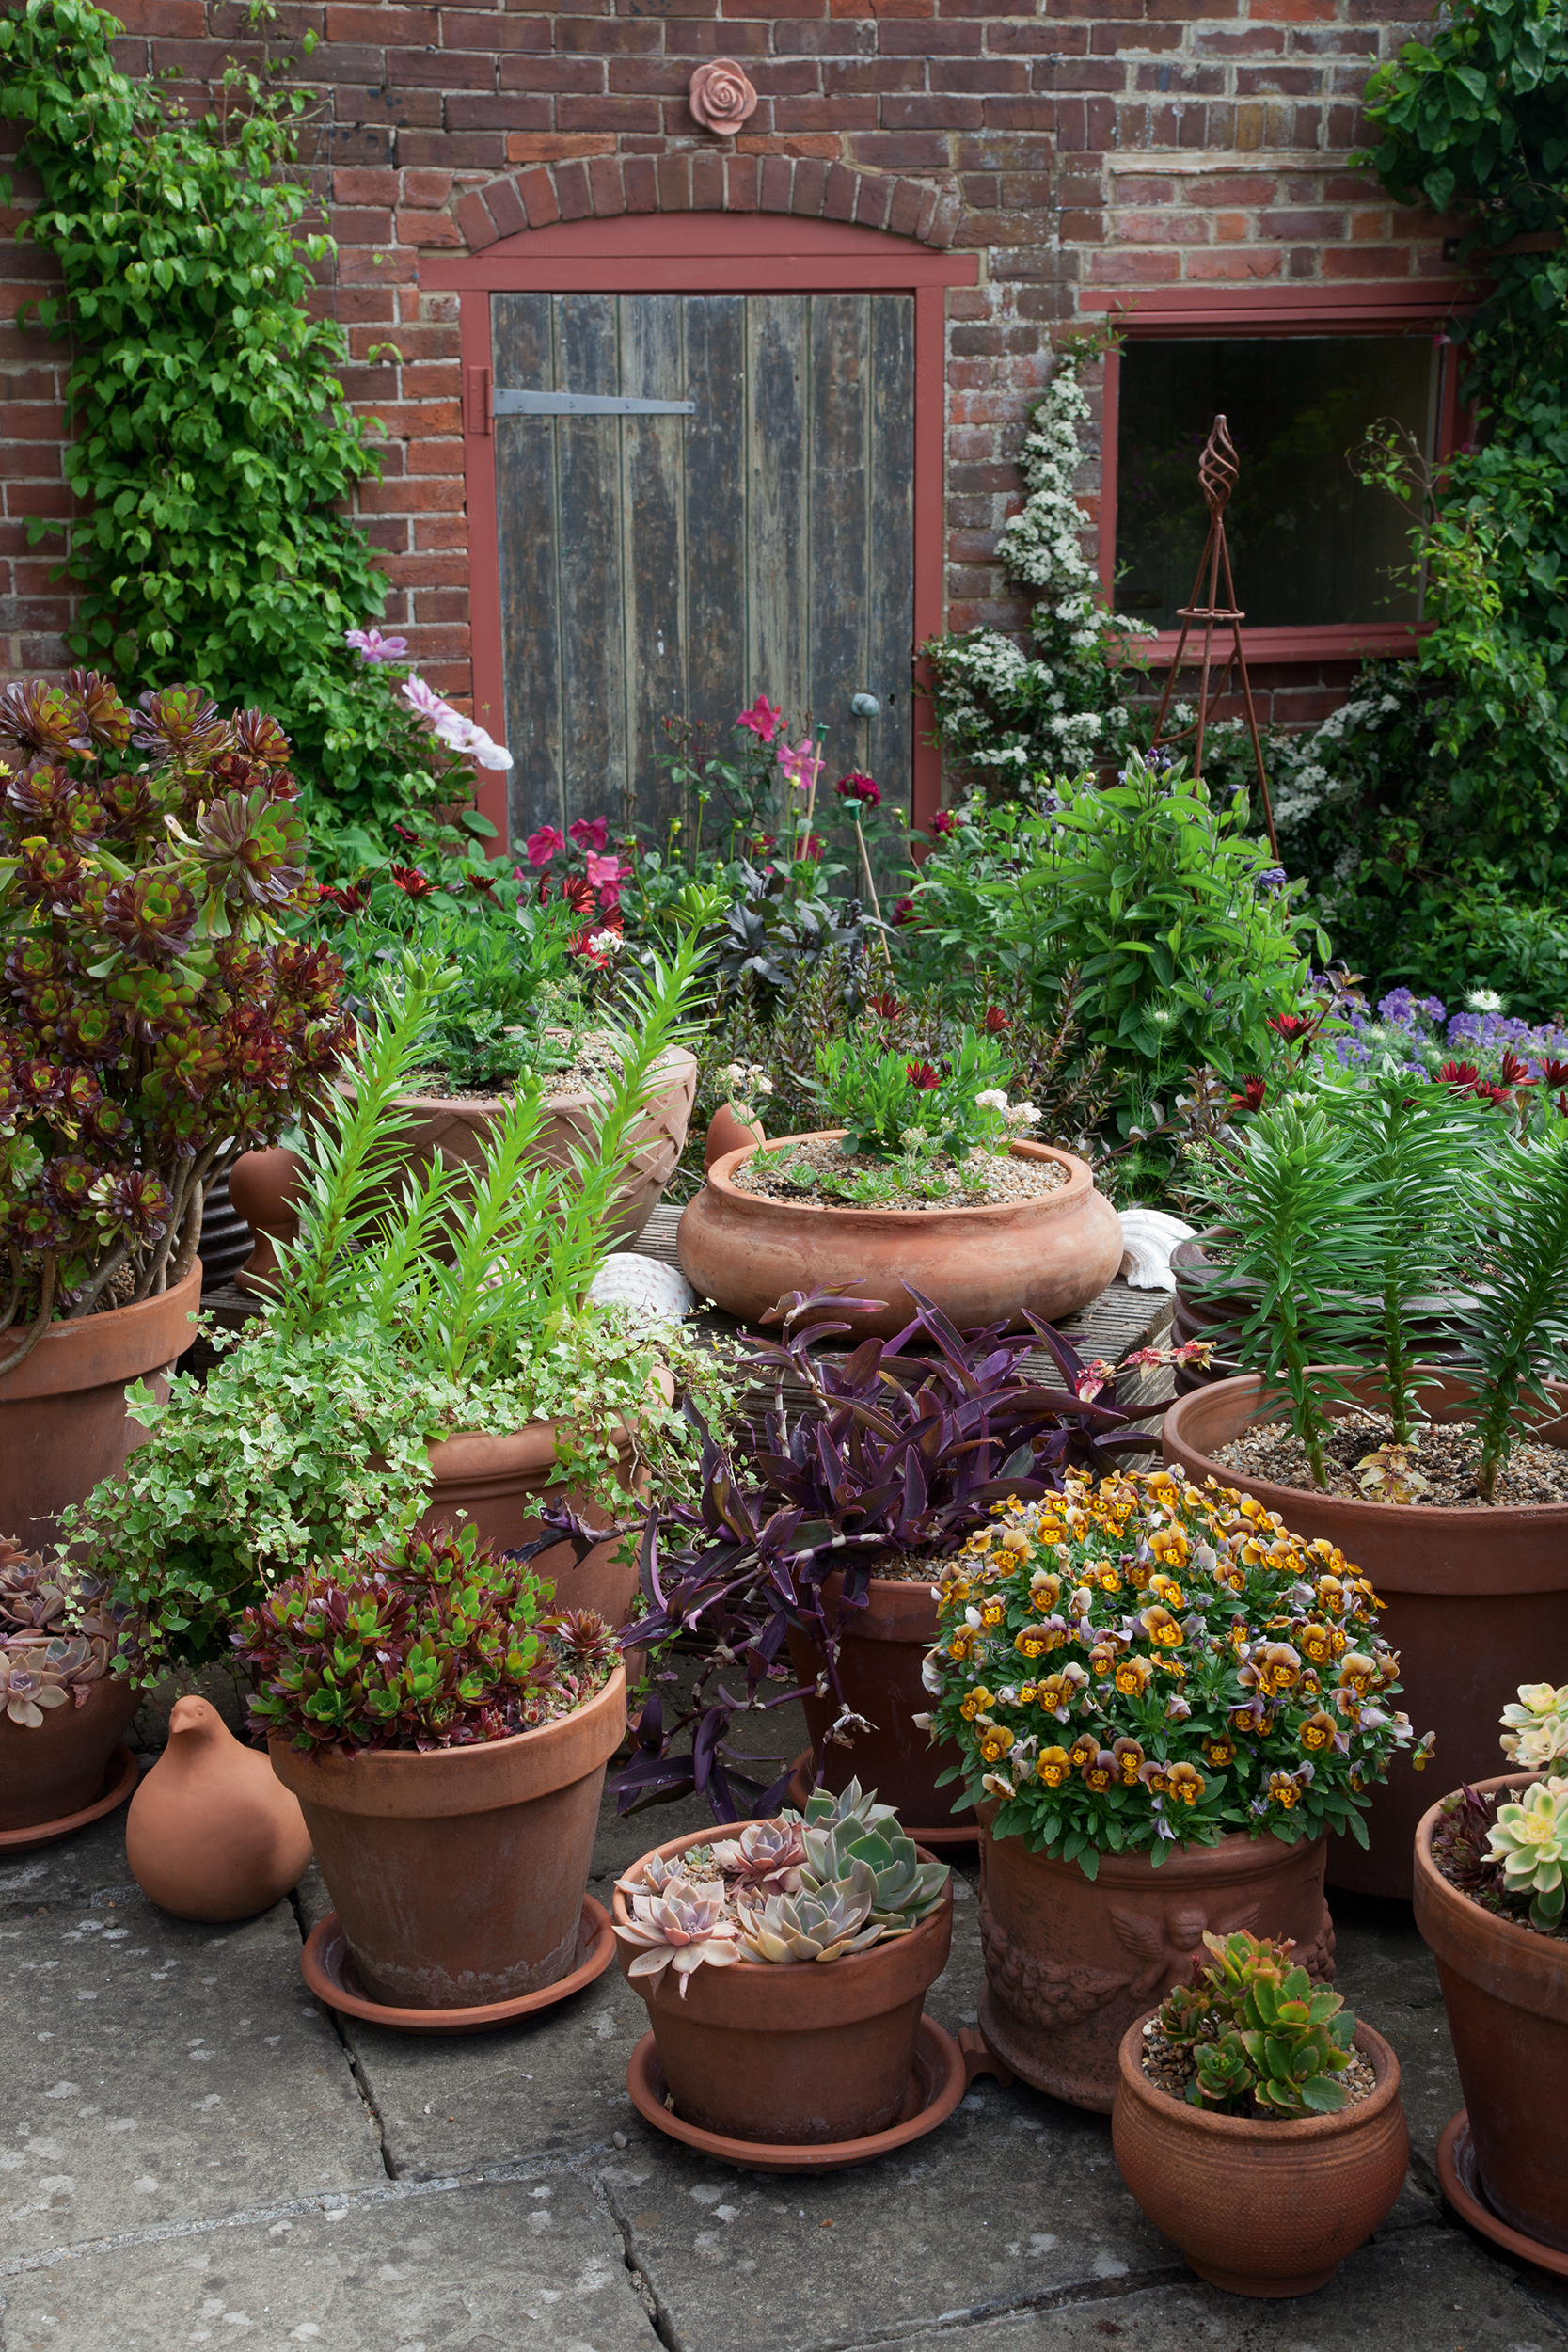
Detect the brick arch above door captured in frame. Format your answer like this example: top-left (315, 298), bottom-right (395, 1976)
top-left (452, 154), bottom-right (963, 257)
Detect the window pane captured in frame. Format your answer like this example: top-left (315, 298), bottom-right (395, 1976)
top-left (1114, 337), bottom-right (1438, 630)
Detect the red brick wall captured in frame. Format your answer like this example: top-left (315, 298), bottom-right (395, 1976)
top-left (1, 0), bottom-right (1449, 734)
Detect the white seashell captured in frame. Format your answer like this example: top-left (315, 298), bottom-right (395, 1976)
top-left (587, 1252), bottom-right (697, 1327)
top-left (1117, 1206), bottom-right (1196, 1293)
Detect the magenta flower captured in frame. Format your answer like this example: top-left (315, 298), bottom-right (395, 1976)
top-left (526, 826), bottom-right (566, 867)
top-left (834, 771), bottom-right (881, 808)
top-left (584, 850), bottom-right (624, 890)
top-left (777, 738), bottom-right (823, 794)
top-left (736, 695), bottom-right (783, 746)
top-left (345, 628), bottom-right (408, 664)
top-left (569, 816), bottom-right (609, 853)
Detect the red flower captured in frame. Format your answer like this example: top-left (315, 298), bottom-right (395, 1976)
top-left (833, 771), bottom-right (881, 808)
top-left (868, 992), bottom-right (902, 1020)
top-left (562, 875), bottom-right (595, 914)
top-left (1498, 1051), bottom-right (1533, 1088)
top-left (794, 833), bottom-right (825, 861)
top-left (891, 896), bottom-right (916, 927)
top-left (568, 816), bottom-right (608, 853)
top-left (389, 864), bottom-right (434, 898)
top-left (1542, 1058), bottom-right (1568, 1088)
top-left (570, 926), bottom-right (612, 968)
top-left (1267, 1013), bottom-right (1312, 1043)
top-left (906, 1059), bottom-right (942, 1090)
top-left (982, 1007), bottom-right (1011, 1034)
top-left (391, 821), bottom-right (418, 845)
top-left (931, 810), bottom-right (958, 836)
top-left (1229, 1076), bottom-right (1267, 1113)
top-left (1437, 1059), bottom-right (1481, 1089)
top-left (319, 881), bottom-right (371, 914)
top-left (1472, 1080), bottom-right (1513, 1106)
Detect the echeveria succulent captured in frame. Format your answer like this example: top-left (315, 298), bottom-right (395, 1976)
top-left (1486, 1780), bottom-right (1568, 1931)
top-left (0, 1535), bottom-right (131, 1725)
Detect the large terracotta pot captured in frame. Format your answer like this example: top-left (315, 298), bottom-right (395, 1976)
top-left (0, 1264), bottom-right (203, 1549)
top-left (0, 1675), bottom-right (140, 1835)
top-left (678, 1133), bottom-right (1123, 1342)
top-left (419, 1375), bottom-right (672, 1636)
top-left (784, 1576), bottom-right (964, 1833)
top-left (976, 1808), bottom-right (1334, 2113)
top-left (394, 1044), bottom-right (698, 1249)
top-left (269, 1664), bottom-right (626, 2008)
top-left (1112, 2010), bottom-right (1407, 2296)
top-left (1163, 1371), bottom-right (1568, 1899)
top-left (614, 1825), bottom-right (953, 2143)
top-left (1414, 1772), bottom-right (1568, 2250)
top-left (127, 1695), bottom-right (313, 1923)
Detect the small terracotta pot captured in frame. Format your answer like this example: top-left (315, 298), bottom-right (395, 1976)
top-left (614, 1825), bottom-right (953, 2143)
top-left (0, 1264), bottom-right (203, 1550)
top-left (268, 1665), bottom-right (626, 2009)
top-left (1162, 1371), bottom-right (1568, 1899)
top-left (784, 1575), bottom-right (963, 1832)
top-left (976, 1807), bottom-right (1334, 2113)
top-left (705, 1104), bottom-right (766, 1169)
top-left (678, 1132), bottom-right (1123, 1341)
top-left (393, 1045), bottom-right (698, 1250)
top-left (1414, 1772), bottom-right (1568, 2251)
top-left (1112, 2011), bottom-right (1407, 2296)
top-left (227, 1146), bottom-right (308, 1297)
top-left (196, 1165), bottom-right (254, 1294)
top-left (126, 1695), bottom-right (313, 1922)
top-left (0, 1675), bottom-right (140, 1835)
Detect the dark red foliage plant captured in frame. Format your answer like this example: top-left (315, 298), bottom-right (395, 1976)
top-left (0, 673), bottom-right (352, 1362)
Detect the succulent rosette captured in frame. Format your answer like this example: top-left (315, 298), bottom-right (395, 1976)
top-left (0, 672), bottom-right (352, 1359)
top-left (926, 1468), bottom-right (1428, 1871)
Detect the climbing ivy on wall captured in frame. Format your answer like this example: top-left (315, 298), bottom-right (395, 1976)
top-left (0, 0), bottom-right (415, 835)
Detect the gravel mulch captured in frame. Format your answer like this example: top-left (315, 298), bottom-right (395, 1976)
top-left (1138, 2018), bottom-right (1378, 2116)
top-left (1214, 1405), bottom-right (1568, 1509)
top-left (402, 1029), bottom-right (626, 1104)
top-left (731, 1136), bottom-right (1067, 1213)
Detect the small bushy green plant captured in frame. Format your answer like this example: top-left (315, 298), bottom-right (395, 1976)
top-left (1157, 1929), bottom-right (1358, 2117)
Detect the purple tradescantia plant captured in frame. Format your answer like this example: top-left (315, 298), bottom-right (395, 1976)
top-left (613, 1284), bottom-right (1159, 1824)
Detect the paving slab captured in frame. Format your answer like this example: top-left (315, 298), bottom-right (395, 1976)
top-left (0, 2172), bottom-right (657, 2352)
top-left (0, 1815), bottom-right (382, 2259)
top-left (876, 2227), bottom-right (1568, 2352)
top-left (1325, 1889), bottom-right (1463, 2187)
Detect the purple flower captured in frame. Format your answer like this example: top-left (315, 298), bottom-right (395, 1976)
top-left (1255, 866), bottom-right (1288, 894)
top-left (345, 628), bottom-right (408, 664)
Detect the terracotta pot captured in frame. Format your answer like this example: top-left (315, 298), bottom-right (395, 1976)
top-left (227, 1146), bottom-right (307, 1298)
top-left (678, 1133), bottom-right (1123, 1342)
top-left (1169, 1234), bottom-right (1476, 1399)
top-left (0, 1264), bottom-right (203, 1550)
top-left (126, 1695), bottom-right (313, 1922)
top-left (418, 1374), bottom-right (673, 1638)
top-left (1163, 1371), bottom-right (1568, 1899)
top-left (1414, 1772), bottom-right (1568, 2251)
top-left (268, 1664), bottom-right (626, 2009)
top-left (976, 1807), bottom-right (1334, 2113)
top-left (0, 1674), bottom-right (140, 1835)
top-left (196, 1165), bottom-right (254, 1294)
top-left (705, 1104), bottom-right (766, 1169)
top-left (393, 1045), bottom-right (698, 1250)
top-left (784, 1575), bottom-right (963, 1832)
top-left (1112, 2010), bottom-right (1407, 2296)
top-left (614, 1825), bottom-right (953, 2143)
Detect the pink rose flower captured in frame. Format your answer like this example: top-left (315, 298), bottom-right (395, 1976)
top-left (526, 826), bottom-right (565, 866)
top-left (688, 57), bottom-right (758, 135)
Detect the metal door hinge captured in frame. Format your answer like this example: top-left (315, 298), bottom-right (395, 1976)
top-left (492, 390), bottom-right (696, 419)
top-left (465, 366), bottom-right (492, 437)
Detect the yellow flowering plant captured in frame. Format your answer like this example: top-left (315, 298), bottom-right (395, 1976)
top-left (925, 1468), bottom-right (1431, 1875)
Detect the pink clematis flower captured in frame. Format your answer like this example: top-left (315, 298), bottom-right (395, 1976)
top-left (434, 709), bottom-right (514, 771)
top-left (584, 850), bottom-right (624, 891)
top-left (776, 738), bottom-right (823, 794)
top-left (345, 628), bottom-right (409, 663)
top-left (569, 816), bottom-right (609, 853)
top-left (736, 695), bottom-right (784, 745)
top-left (400, 674), bottom-right (451, 726)
top-left (526, 826), bottom-right (566, 866)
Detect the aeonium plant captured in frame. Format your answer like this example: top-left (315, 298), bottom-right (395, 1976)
top-left (233, 1518), bottom-right (620, 1756)
top-left (0, 673), bottom-right (349, 1359)
top-left (925, 1468), bottom-right (1433, 1874)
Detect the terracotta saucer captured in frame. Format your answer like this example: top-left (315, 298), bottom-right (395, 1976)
top-left (626, 2016), bottom-right (1008, 2172)
top-left (1438, 2110), bottom-right (1568, 2280)
top-left (786, 1752), bottom-right (977, 1849)
top-left (301, 1895), bottom-right (614, 2035)
top-left (0, 1744), bottom-right (138, 1853)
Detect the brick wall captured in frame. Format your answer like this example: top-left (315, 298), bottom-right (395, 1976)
top-left (1, 0), bottom-right (1449, 738)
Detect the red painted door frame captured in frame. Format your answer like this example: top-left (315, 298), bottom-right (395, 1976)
top-left (422, 215), bottom-right (977, 844)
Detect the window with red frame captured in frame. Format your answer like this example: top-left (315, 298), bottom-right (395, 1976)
top-left (1114, 335), bottom-right (1447, 633)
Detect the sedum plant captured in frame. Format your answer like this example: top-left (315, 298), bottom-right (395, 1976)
top-left (0, 673), bottom-right (348, 1362)
top-left (233, 1518), bottom-right (619, 1756)
top-left (1156, 1929), bottom-right (1358, 2118)
top-left (0, 1534), bottom-right (132, 1726)
top-left (927, 1470), bottom-right (1431, 1874)
top-left (614, 1782), bottom-right (951, 1995)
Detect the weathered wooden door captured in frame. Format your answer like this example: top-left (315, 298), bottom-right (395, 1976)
top-left (490, 292), bottom-right (915, 845)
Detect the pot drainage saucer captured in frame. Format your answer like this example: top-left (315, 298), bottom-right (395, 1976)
top-left (1438, 2110), bottom-right (1568, 2279)
top-left (786, 1753), bottom-right (977, 1849)
top-left (0, 1743), bottom-right (138, 1853)
top-left (626, 2017), bottom-right (1007, 2172)
top-left (301, 1895), bottom-right (614, 2034)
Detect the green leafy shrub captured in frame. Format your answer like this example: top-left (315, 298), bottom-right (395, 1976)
top-left (1156, 1929), bottom-right (1358, 2117)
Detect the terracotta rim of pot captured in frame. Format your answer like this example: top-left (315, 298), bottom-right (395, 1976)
top-left (817, 1570), bottom-right (939, 1644)
top-left (613, 1823), bottom-right (954, 2027)
top-left (424, 1367), bottom-right (675, 1487)
top-left (1413, 1772), bottom-right (1568, 2021)
top-left (0, 1262), bottom-right (202, 1403)
top-left (268, 1662), bottom-right (626, 1820)
top-left (1116, 2010), bottom-right (1402, 2145)
top-left (976, 1797), bottom-right (1326, 1887)
top-left (392, 1042), bottom-right (698, 1120)
top-left (1163, 1370), bottom-right (1568, 1578)
top-left (703, 1132), bottom-right (1095, 1229)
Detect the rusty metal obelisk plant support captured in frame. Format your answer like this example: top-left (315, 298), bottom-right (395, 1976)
top-left (1147, 415), bottom-right (1280, 860)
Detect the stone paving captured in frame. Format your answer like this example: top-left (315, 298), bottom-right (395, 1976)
top-left (6, 1737), bottom-right (1568, 2352)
